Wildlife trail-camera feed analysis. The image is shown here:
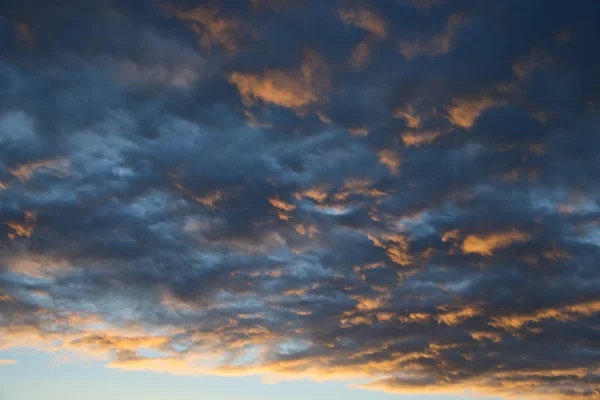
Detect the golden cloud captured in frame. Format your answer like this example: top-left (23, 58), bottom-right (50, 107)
top-left (294, 186), bottom-right (329, 203)
top-left (445, 95), bottom-right (497, 128)
top-left (369, 233), bottom-right (412, 266)
top-left (229, 51), bottom-right (329, 109)
top-left (173, 6), bottom-right (242, 51)
top-left (378, 150), bottom-right (401, 174)
top-left (394, 106), bottom-right (422, 129)
top-left (338, 7), bottom-right (387, 38)
top-left (4, 210), bottom-right (37, 240)
top-left (491, 299), bottom-right (600, 331)
top-left (398, 313), bottom-right (432, 324)
top-left (268, 197), bottom-right (296, 212)
top-left (295, 224), bottom-right (318, 238)
top-left (333, 179), bottom-right (389, 201)
top-left (3, 254), bottom-right (72, 278)
top-left (194, 190), bottom-right (226, 209)
top-left (435, 305), bottom-right (482, 326)
top-left (470, 331), bottom-right (502, 343)
top-left (401, 131), bottom-right (441, 147)
top-left (462, 230), bottom-right (531, 256)
top-left (70, 334), bottom-right (170, 352)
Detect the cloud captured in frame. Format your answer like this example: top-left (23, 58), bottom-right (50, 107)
top-left (350, 38), bottom-right (373, 68)
top-left (445, 95), bottom-right (498, 129)
top-left (491, 300), bottom-right (600, 330)
top-left (400, 131), bottom-right (441, 147)
top-left (172, 6), bottom-right (244, 52)
top-left (398, 14), bottom-right (464, 60)
top-left (8, 158), bottom-right (70, 181)
top-left (229, 51), bottom-right (329, 109)
top-left (2, 1), bottom-right (600, 399)
top-left (4, 210), bottom-right (36, 240)
top-left (378, 150), bottom-right (401, 174)
top-left (462, 230), bottom-right (532, 256)
top-left (338, 7), bottom-right (387, 38)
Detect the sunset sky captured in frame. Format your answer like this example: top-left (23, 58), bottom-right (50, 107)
top-left (1, 1), bottom-right (600, 399)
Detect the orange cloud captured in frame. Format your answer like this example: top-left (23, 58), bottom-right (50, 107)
top-left (229, 51), bottom-right (329, 109)
top-left (398, 313), bottom-right (432, 324)
top-left (295, 224), bottom-right (318, 238)
top-left (369, 233), bottom-right (412, 266)
top-left (170, 174), bottom-right (228, 209)
top-left (9, 158), bottom-right (70, 181)
top-left (294, 186), bottom-right (329, 203)
top-left (394, 106), bottom-right (422, 128)
top-left (70, 334), bottom-right (170, 352)
top-left (268, 197), bottom-right (296, 212)
top-left (441, 229), bottom-right (461, 243)
top-left (401, 131), bottom-right (441, 147)
top-left (378, 150), bottom-right (401, 174)
top-left (338, 7), bottom-right (387, 38)
top-left (4, 210), bottom-right (36, 240)
top-left (491, 299), bottom-right (600, 330)
top-left (269, 196), bottom-right (296, 220)
top-left (470, 331), bottom-right (502, 343)
top-left (3, 254), bottom-right (72, 278)
top-left (462, 230), bottom-right (531, 256)
top-left (108, 351), bottom-right (202, 375)
top-left (435, 305), bottom-right (482, 326)
top-left (0, 359), bottom-right (16, 365)
top-left (445, 95), bottom-right (497, 128)
top-left (342, 4), bottom-right (388, 69)
top-left (194, 190), bottom-right (225, 209)
top-left (173, 6), bottom-right (242, 51)
top-left (333, 179), bottom-right (389, 201)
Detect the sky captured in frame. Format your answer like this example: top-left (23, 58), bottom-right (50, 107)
top-left (1, 0), bottom-right (600, 399)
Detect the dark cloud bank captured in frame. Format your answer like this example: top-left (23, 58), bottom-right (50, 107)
top-left (2, 0), bottom-right (600, 398)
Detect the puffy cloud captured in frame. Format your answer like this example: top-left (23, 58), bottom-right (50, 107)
top-left (462, 230), bottom-right (532, 256)
top-left (229, 51), bottom-right (329, 109)
top-left (445, 95), bottom-right (498, 128)
top-left (400, 131), bottom-right (441, 147)
top-left (338, 7), bottom-right (387, 38)
top-left (491, 300), bottom-right (600, 330)
top-left (172, 6), bottom-right (244, 52)
top-left (2, 0), bottom-right (600, 399)
top-left (378, 150), bottom-right (401, 174)
top-left (4, 210), bottom-right (36, 240)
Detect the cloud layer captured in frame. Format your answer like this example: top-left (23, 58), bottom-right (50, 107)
top-left (2, 0), bottom-right (600, 399)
